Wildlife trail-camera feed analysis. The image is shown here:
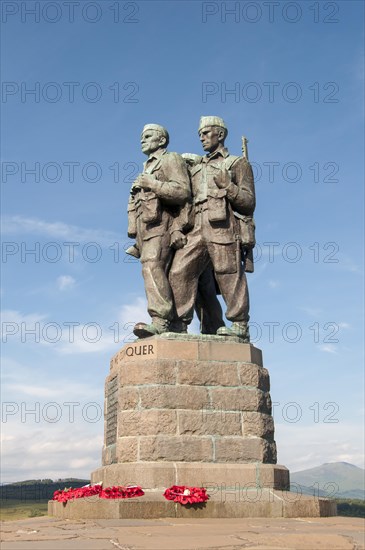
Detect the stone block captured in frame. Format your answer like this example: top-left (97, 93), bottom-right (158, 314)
top-left (91, 462), bottom-right (177, 489)
top-left (118, 410), bottom-right (177, 436)
top-left (102, 443), bottom-right (116, 466)
top-left (215, 437), bottom-right (276, 463)
top-left (238, 363), bottom-right (270, 391)
top-left (111, 341), bottom-right (158, 368)
top-left (281, 492), bottom-right (336, 518)
top-left (119, 359), bottom-right (176, 385)
top-left (258, 464), bottom-right (290, 490)
top-left (198, 341), bottom-right (263, 366)
top-left (175, 463), bottom-right (258, 488)
top-left (138, 385), bottom-right (209, 410)
top-left (177, 360), bottom-right (240, 386)
top-left (178, 410), bottom-right (242, 436)
top-left (264, 440), bottom-right (277, 463)
top-left (116, 436), bottom-right (138, 462)
top-left (118, 387), bottom-right (139, 410)
top-left (139, 435), bottom-right (213, 462)
top-left (209, 387), bottom-right (268, 413)
top-left (48, 496), bottom-right (121, 520)
top-left (49, 493), bottom-right (176, 520)
top-left (156, 339), bottom-right (198, 360)
top-left (242, 412), bottom-right (274, 439)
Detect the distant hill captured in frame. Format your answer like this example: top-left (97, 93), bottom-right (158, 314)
top-left (0, 479), bottom-right (90, 502)
top-left (290, 462), bottom-right (365, 500)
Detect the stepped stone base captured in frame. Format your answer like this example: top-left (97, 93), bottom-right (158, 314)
top-left (49, 336), bottom-right (336, 518)
top-left (91, 462), bottom-right (290, 491)
top-left (48, 489), bottom-right (337, 519)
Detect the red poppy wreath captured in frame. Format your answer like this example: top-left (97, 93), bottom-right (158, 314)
top-left (163, 485), bottom-right (209, 505)
top-left (53, 484), bottom-right (144, 502)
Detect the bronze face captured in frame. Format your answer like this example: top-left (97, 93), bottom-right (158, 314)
top-left (198, 126), bottom-right (222, 153)
top-left (141, 130), bottom-right (164, 156)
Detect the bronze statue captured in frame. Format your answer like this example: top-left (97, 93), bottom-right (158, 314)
top-left (169, 116), bottom-right (256, 341)
top-left (128, 124), bottom-right (191, 338)
top-left (178, 153), bottom-right (225, 335)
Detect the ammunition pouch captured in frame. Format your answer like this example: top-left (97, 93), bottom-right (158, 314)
top-left (235, 213), bottom-right (256, 248)
top-left (207, 189), bottom-right (228, 223)
top-left (234, 213), bottom-right (255, 273)
top-left (140, 191), bottom-right (161, 224)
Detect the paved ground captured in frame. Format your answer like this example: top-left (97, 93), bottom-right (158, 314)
top-left (0, 516), bottom-right (364, 549)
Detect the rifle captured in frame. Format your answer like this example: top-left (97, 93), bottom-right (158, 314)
top-left (241, 136), bottom-right (255, 273)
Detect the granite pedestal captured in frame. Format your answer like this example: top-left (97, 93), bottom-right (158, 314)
top-left (49, 336), bottom-right (336, 518)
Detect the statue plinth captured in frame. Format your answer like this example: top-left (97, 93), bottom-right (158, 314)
top-left (48, 337), bottom-right (336, 518)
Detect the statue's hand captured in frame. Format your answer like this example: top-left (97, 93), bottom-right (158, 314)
top-left (130, 176), bottom-right (142, 195)
top-left (170, 230), bottom-right (187, 250)
top-left (138, 173), bottom-right (158, 191)
top-left (214, 168), bottom-right (232, 189)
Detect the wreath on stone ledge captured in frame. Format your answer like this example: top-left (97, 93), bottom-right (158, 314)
top-left (163, 485), bottom-right (209, 504)
top-left (53, 483), bottom-right (209, 505)
top-left (52, 484), bottom-right (144, 502)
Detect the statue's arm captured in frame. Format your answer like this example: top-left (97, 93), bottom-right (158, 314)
top-left (146, 153), bottom-right (191, 205)
top-left (225, 159), bottom-right (256, 216)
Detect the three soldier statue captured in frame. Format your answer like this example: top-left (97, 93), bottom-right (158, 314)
top-left (127, 116), bottom-right (256, 342)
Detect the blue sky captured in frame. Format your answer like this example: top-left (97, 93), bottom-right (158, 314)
top-left (1, 0), bottom-right (364, 484)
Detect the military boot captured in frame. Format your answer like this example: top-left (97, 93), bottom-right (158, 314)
top-left (216, 322), bottom-right (250, 342)
top-left (133, 317), bottom-right (170, 339)
top-left (169, 319), bottom-right (188, 334)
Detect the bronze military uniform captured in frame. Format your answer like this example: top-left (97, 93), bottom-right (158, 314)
top-left (128, 125), bottom-right (191, 336)
top-left (169, 117), bottom-right (255, 340)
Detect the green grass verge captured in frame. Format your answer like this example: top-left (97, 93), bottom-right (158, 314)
top-left (0, 500), bottom-right (49, 521)
top-left (335, 498), bottom-right (365, 518)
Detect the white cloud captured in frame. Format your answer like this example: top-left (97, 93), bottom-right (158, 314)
top-left (276, 422), bottom-right (365, 472)
top-left (300, 306), bottom-right (323, 317)
top-left (268, 280), bottom-right (279, 289)
top-left (0, 301), bottom-right (147, 355)
top-left (118, 296), bottom-right (149, 326)
top-left (54, 325), bottom-right (118, 355)
top-left (1, 424), bottom-right (103, 482)
top-left (0, 309), bottom-right (46, 325)
top-left (4, 381), bottom-right (100, 400)
top-left (318, 344), bottom-right (338, 354)
top-left (1, 215), bottom-right (119, 247)
top-left (1, 357), bottom-right (102, 405)
top-left (57, 275), bottom-right (76, 291)
top-left (54, 297), bottom-right (148, 354)
top-left (0, 310), bottom-right (47, 342)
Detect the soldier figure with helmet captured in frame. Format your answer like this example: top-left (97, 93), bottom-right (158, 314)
top-left (128, 123), bottom-right (191, 339)
top-left (128, 117), bottom-right (256, 342)
top-left (168, 116), bottom-right (256, 341)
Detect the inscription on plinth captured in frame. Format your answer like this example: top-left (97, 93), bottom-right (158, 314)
top-left (124, 342), bottom-right (155, 359)
top-left (106, 375), bottom-right (118, 446)
top-left (110, 336), bottom-right (263, 371)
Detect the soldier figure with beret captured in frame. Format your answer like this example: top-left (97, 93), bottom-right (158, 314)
top-left (128, 124), bottom-right (191, 338)
top-left (169, 116), bottom-right (256, 341)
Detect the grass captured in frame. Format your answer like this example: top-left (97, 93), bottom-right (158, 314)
top-left (336, 498), bottom-right (365, 518)
top-left (0, 500), bottom-right (49, 521)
